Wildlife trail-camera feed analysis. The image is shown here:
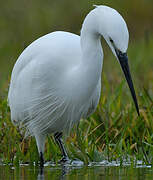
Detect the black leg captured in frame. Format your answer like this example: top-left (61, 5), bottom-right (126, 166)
top-left (54, 132), bottom-right (69, 163)
top-left (40, 152), bottom-right (44, 167)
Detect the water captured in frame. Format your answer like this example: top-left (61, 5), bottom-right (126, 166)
top-left (0, 163), bottom-right (152, 180)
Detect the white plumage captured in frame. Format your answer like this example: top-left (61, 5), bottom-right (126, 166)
top-left (8, 31), bottom-right (101, 136)
top-left (8, 6), bottom-right (139, 164)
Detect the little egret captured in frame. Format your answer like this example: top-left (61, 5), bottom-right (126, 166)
top-left (8, 5), bottom-right (139, 166)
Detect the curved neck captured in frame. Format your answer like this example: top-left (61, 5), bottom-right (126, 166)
top-left (78, 13), bottom-right (103, 93)
top-left (64, 9), bottom-right (104, 103)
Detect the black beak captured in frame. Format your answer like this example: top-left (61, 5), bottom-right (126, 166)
top-left (116, 50), bottom-right (140, 116)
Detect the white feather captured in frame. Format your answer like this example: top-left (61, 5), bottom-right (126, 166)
top-left (8, 6), bottom-right (129, 154)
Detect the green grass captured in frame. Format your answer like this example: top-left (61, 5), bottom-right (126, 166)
top-left (0, 36), bottom-right (152, 166)
top-left (0, 80), bottom-right (152, 166)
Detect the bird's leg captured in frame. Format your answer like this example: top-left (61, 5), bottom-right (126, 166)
top-left (35, 133), bottom-right (46, 167)
top-left (54, 132), bottom-right (69, 163)
top-left (40, 152), bottom-right (44, 168)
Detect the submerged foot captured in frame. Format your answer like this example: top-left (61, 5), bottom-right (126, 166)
top-left (59, 156), bottom-right (70, 164)
top-left (59, 157), bottom-right (84, 166)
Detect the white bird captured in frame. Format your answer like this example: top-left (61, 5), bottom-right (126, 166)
top-left (8, 5), bottom-right (139, 166)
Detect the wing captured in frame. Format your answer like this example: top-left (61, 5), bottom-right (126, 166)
top-left (8, 31), bottom-right (81, 136)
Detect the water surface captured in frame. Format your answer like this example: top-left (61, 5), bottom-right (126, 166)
top-left (0, 163), bottom-right (152, 180)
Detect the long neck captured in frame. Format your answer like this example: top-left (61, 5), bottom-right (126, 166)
top-left (78, 12), bottom-right (103, 94)
top-left (80, 28), bottom-right (103, 82)
top-left (65, 9), bottom-right (104, 103)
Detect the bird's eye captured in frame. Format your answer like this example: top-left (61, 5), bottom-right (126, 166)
top-left (109, 38), bottom-right (114, 43)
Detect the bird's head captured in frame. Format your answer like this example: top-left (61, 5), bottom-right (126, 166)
top-left (97, 6), bottom-right (129, 56)
top-left (95, 5), bottom-right (140, 115)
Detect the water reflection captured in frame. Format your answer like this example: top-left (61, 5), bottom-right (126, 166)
top-left (37, 165), bottom-right (70, 180)
top-left (0, 164), bottom-right (152, 180)
top-left (37, 167), bottom-right (44, 180)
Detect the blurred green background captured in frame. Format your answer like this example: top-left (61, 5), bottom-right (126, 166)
top-left (0, 0), bottom-right (153, 95)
